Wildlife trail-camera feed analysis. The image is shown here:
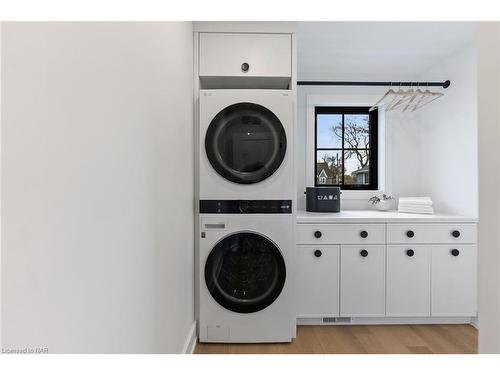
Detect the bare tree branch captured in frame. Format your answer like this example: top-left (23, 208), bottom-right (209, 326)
top-left (330, 116), bottom-right (370, 169)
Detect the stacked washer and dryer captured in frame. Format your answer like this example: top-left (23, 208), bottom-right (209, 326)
top-left (195, 31), bottom-right (296, 343)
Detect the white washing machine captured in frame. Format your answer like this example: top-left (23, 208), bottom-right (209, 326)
top-left (199, 89), bottom-right (294, 200)
top-left (198, 200), bottom-right (293, 343)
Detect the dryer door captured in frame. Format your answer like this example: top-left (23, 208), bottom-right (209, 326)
top-left (205, 102), bottom-right (287, 184)
top-left (205, 232), bottom-right (286, 313)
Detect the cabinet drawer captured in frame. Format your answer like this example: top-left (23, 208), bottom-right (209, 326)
top-left (431, 245), bottom-right (477, 316)
top-left (199, 33), bottom-right (292, 77)
top-left (340, 245), bottom-right (385, 317)
top-left (296, 224), bottom-right (385, 245)
top-left (386, 246), bottom-right (431, 317)
top-left (296, 246), bottom-right (340, 317)
top-left (387, 223), bottom-right (476, 244)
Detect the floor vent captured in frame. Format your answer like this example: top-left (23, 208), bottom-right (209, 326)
top-left (322, 317), bottom-right (351, 324)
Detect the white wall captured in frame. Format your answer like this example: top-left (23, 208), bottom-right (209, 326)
top-left (0, 23), bottom-right (2, 349)
top-left (298, 22), bottom-right (475, 82)
top-left (415, 43), bottom-right (478, 217)
top-left (296, 43), bottom-right (478, 215)
top-left (477, 22), bottom-right (500, 354)
top-left (1, 22), bottom-right (195, 353)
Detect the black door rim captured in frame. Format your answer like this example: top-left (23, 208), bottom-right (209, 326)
top-left (205, 102), bottom-right (287, 185)
top-left (204, 231), bottom-right (287, 314)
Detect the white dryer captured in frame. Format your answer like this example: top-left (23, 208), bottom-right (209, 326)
top-left (198, 200), bottom-right (293, 342)
top-left (199, 89), bottom-right (294, 200)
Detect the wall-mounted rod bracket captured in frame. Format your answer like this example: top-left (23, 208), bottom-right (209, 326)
top-left (297, 80), bottom-right (451, 89)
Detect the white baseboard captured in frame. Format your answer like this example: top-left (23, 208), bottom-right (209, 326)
top-left (182, 321), bottom-right (198, 354)
top-left (470, 316), bottom-right (479, 329)
top-left (297, 316), bottom-right (474, 326)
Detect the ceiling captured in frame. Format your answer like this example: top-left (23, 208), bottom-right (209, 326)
top-left (297, 22), bottom-right (476, 81)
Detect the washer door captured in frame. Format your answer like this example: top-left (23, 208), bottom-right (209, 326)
top-left (205, 232), bottom-right (286, 314)
top-left (205, 102), bottom-right (287, 184)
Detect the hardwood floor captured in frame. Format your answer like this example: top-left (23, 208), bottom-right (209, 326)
top-left (194, 325), bottom-right (477, 354)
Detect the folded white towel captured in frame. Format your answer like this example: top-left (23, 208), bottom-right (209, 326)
top-left (399, 203), bottom-right (434, 210)
top-left (398, 203), bottom-right (434, 209)
top-left (399, 197), bottom-right (432, 201)
top-left (398, 207), bottom-right (435, 215)
top-left (399, 197), bottom-right (433, 205)
top-left (398, 196), bottom-right (434, 214)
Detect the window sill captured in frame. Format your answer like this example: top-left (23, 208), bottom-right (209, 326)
top-left (340, 190), bottom-right (385, 200)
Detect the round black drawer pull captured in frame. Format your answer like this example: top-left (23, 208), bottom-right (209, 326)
top-left (360, 249), bottom-right (368, 257)
top-left (451, 249), bottom-right (460, 257)
top-left (314, 250), bottom-right (322, 258)
top-left (241, 62), bottom-right (250, 72)
top-left (406, 230), bottom-right (415, 238)
top-left (451, 230), bottom-right (461, 238)
top-left (360, 230), bottom-right (368, 238)
top-left (406, 249), bottom-right (415, 257)
top-left (314, 231), bottom-right (322, 239)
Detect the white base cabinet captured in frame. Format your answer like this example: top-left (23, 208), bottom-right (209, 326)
top-left (431, 245), bottom-right (477, 316)
top-left (296, 219), bottom-right (477, 322)
top-left (340, 245), bottom-right (385, 317)
top-left (386, 246), bottom-right (431, 317)
top-left (296, 246), bottom-right (339, 317)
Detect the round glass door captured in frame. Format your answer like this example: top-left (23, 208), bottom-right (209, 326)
top-left (205, 103), bottom-right (287, 184)
top-left (205, 232), bottom-right (286, 314)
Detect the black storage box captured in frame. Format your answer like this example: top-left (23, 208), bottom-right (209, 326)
top-left (305, 187), bottom-right (341, 212)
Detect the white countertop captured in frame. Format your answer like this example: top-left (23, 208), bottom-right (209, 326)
top-left (296, 210), bottom-right (478, 224)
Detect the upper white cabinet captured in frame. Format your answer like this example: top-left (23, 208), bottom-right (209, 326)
top-left (199, 33), bottom-right (292, 78)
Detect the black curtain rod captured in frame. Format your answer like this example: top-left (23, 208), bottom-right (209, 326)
top-left (297, 80), bottom-right (451, 89)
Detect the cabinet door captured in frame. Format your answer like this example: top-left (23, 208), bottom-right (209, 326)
top-left (431, 245), bottom-right (477, 316)
top-left (386, 246), bottom-right (431, 317)
top-left (199, 33), bottom-right (292, 77)
top-left (340, 245), bottom-right (385, 317)
top-left (296, 246), bottom-right (340, 317)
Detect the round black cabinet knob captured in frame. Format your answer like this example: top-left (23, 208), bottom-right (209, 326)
top-left (406, 249), bottom-right (415, 257)
top-left (451, 230), bottom-right (461, 238)
top-left (314, 249), bottom-right (322, 258)
top-left (451, 249), bottom-right (460, 257)
top-left (241, 62), bottom-right (250, 72)
top-left (360, 249), bottom-right (369, 257)
top-left (406, 230), bottom-right (415, 238)
top-left (360, 230), bottom-right (368, 238)
top-left (314, 231), bottom-right (322, 239)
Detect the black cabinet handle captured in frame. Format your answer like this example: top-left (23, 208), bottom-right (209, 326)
top-left (360, 230), bottom-right (368, 238)
top-left (451, 249), bottom-right (460, 256)
top-left (451, 230), bottom-right (461, 238)
top-left (314, 231), bottom-right (322, 238)
top-left (406, 230), bottom-right (415, 238)
top-left (241, 62), bottom-right (250, 72)
top-left (406, 249), bottom-right (415, 257)
top-left (360, 249), bottom-right (368, 257)
top-left (314, 249), bottom-right (322, 258)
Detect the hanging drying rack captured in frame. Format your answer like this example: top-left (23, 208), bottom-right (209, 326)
top-left (297, 80), bottom-right (450, 112)
top-left (297, 80), bottom-right (451, 88)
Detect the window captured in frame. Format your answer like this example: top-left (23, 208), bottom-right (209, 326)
top-left (315, 106), bottom-right (378, 190)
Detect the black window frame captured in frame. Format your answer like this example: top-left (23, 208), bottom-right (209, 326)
top-left (314, 106), bottom-right (378, 190)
